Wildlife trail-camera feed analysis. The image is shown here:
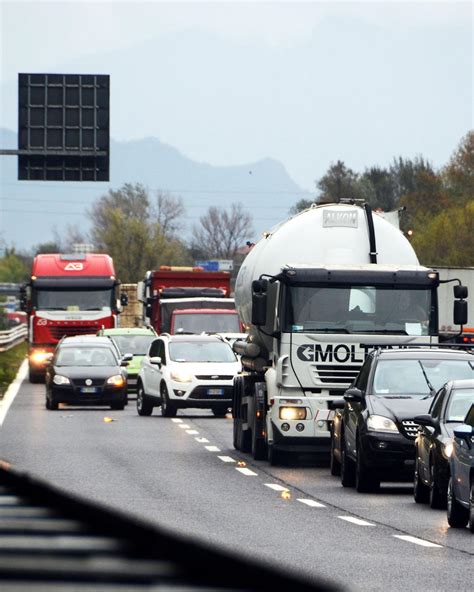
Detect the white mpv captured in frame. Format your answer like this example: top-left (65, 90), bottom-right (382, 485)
top-left (137, 334), bottom-right (241, 417)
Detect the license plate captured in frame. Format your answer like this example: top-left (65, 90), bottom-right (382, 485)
top-left (207, 388), bottom-right (224, 396)
top-left (81, 387), bottom-right (97, 393)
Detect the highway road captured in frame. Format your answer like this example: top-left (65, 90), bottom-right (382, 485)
top-left (1, 374), bottom-right (472, 591)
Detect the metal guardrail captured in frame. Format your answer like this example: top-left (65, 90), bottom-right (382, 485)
top-left (0, 325), bottom-right (28, 353)
top-left (0, 461), bottom-right (337, 591)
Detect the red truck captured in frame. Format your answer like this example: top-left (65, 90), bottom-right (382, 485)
top-left (140, 266), bottom-right (244, 337)
top-left (22, 253), bottom-right (126, 382)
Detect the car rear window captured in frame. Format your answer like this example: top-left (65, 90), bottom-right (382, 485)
top-left (56, 347), bottom-right (117, 367)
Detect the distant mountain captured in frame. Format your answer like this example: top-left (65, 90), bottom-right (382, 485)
top-left (0, 128), bottom-right (308, 251)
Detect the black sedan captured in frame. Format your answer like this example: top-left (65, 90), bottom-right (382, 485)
top-left (331, 347), bottom-right (474, 493)
top-left (414, 379), bottom-right (474, 509)
top-left (45, 335), bottom-right (130, 410)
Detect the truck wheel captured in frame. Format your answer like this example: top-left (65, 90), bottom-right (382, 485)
top-left (330, 431), bottom-right (341, 476)
top-left (429, 460), bottom-right (446, 509)
top-left (340, 435), bottom-right (356, 488)
top-left (161, 384), bottom-right (177, 418)
top-left (413, 455), bottom-right (430, 503)
top-left (110, 399), bottom-right (125, 411)
top-left (29, 370), bottom-right (43, 384)
top-left (137, 384), bottom-right (153, 416)
top-left (447, 476), bottom-right (469, 528)
top-left (268, 444), bottom-right (283, 466)
top-left (251, 427), bottom-right (267, 461)
top-left (45, 393), bottom-right (58, 411)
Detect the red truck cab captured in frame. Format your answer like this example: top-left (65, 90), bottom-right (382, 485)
top-left (23, 253), bottom-right (123, 382)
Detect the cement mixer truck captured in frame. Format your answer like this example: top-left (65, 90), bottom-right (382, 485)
top-left (232, 203), bottom-right (468, 464)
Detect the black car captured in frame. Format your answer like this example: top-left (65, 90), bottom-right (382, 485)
top-left (331, 347), bottom-right (474, 493)
top-left (45, 335), bottom-right (130, 410)
top-left (414, 379), bottom-right (474, 509)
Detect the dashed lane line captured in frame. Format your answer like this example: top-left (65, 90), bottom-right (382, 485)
top-left (265, 483), bottom-right (289, 492)
top-left (236, 467), bottom-right (258, 476)
top-left (178, 424), bottom-right (191, 429)
top-left (171, 418), bottom-right (183, 423)
top-left (297, 499), bottom-right (326, 508)
top-left (186, 430), bottom-right (199, 435)
top-left (338, 516), bottom-right (375, 526)
top-left (393, 535), bottom-right (442, 548)
top-left (217, 456), bottom-right (236, 463)
top-left (205, 445), bottom-right (221, 452)
top-left (195, 437), bottom-right (209, 443)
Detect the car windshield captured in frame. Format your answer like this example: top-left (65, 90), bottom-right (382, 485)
top-left (173, 312), bottom-right (241, 334)
top-left (446, 388), bottom-right (474, 422)
top-left (110, 335), bottom-right (155, 356)
top-left (56, 347), bottom-right (118, 367)
top-left (284, 285), bottom-right (433, 336)
top-left (373, 359), bottom-right (474, 396)
top-left (168, 341), bottom-right (237, 363)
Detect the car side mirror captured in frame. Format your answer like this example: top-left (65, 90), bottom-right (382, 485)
top-left (120, 361), bottom-right (129, 367)
top-left (150, 356), bottom-right (162, 366)
top-left (122, 353), bottom-right (133, 362)
top-left (453, 424), bottom-right (474, 445)
top-left (331, 398), bottom-right (346, 409)
top-left (414, 414), bottom-right (439, 429)
top-left (343, 388), bottom-right (364, 403)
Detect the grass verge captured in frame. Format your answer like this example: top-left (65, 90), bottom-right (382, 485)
top-left (0, 342), bottom-right (27, 399)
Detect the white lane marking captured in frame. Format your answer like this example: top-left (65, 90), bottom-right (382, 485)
top-left (171, 418), bottom-right (182, 423)
top-left (297, 499), bottom-right (326, 508)
top-left (205, 445), bottom-right (221, 452)
top-left (0, 360), bottom-right (28, 427)
top-left (217, 456), bottom-right (236, 463)
top-left (178, 424), bottom-right (191, 429)
top-left (186, 430), bottom-right (199, 435)
top-left (393, 535), bottom-right (442, 548)
top-left (195, 437), bottom-right (209, 443)
top-left (265, 483), bottom-right (289, 492)
top-left (338, 516), bottom-right (375, 526)
top-left (236, 467), bottom-right (258, 476)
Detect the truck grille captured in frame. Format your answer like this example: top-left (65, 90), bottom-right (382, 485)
top-left (49, 325), bottom-right (99, 340)
top-left (311, 364), bottom-right (361, 386)
top-left (400, 420), bottom-right (420, 440)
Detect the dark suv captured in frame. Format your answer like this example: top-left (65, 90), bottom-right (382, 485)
top-left (330, 347), bottom-right (474, 493)
top-left (45, 335), bottom-right (130, 410)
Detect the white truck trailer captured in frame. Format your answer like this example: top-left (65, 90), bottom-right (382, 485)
top-left (232, 203), bottom-right (467, 464)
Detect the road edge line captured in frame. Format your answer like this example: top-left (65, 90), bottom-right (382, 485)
top-left (0, 359), bottom-right (28, 427)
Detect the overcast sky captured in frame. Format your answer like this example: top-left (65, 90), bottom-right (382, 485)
top-left (1, 0), bottom-right (472, 190)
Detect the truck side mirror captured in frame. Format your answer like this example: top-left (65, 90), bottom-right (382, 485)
top-left (145, 304), bottom-right (153, 318)
top-left (454, 285), bottom-right (468, 299)
top-left (120, 293), bottom-right (129, 306)
top-left (454, 300), bottom-right (467, 326)
top-left (252, 279), bottom-right (268, 326)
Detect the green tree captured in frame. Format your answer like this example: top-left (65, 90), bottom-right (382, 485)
top-left (316, 161), bottom-right (359, 203)
top-left (358, 166), bottom-right (397, 211)
top-left (389, 156), bottom-right (434, 203)
top-left (0, 249), bottom-right (30, 283)
top-left (412, 201), bottom-right (474, 266)
top-left (442, 130), bottom-right (474, 203)
top-left (88, 183), bottom-right (191, 282)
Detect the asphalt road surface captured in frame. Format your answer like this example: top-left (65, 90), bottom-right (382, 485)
top-left (1, 374), bottom-right (472, 591)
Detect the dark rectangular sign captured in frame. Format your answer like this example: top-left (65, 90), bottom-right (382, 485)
top-left (18, 73), bottom-right (109, 181)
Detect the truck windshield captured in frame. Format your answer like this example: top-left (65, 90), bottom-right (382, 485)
top-left (373, 360), bottom-right (473, 396)
top-left (284, 285), bottom-right (434, 336)
top-left (173, 312), bottom-right (241, 334)
top-left (169, 341), bottom-right (237, 363)
top-left (34, 288), bottom-right (114, 311)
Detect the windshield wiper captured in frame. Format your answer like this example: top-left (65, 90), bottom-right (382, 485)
top-left (363, 330), bottom-right (409, 335)
top-left (418, 361), bottom-right (436, 397)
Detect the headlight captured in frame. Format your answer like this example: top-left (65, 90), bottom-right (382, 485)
top-left (442, 439), bottom-right (453, 459)
top-left (30, 352), bottom-right (52, 365)
top-left (170, 371), bottom-right (193, 383)
top-left (279, 406), bottom-right (307, 420)
top-left (367, 415), bottom-right (399, 433)
top-left (107, 375), bottom-right (125, 387)
top-left (53, 374), bottom-right (70, 385)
